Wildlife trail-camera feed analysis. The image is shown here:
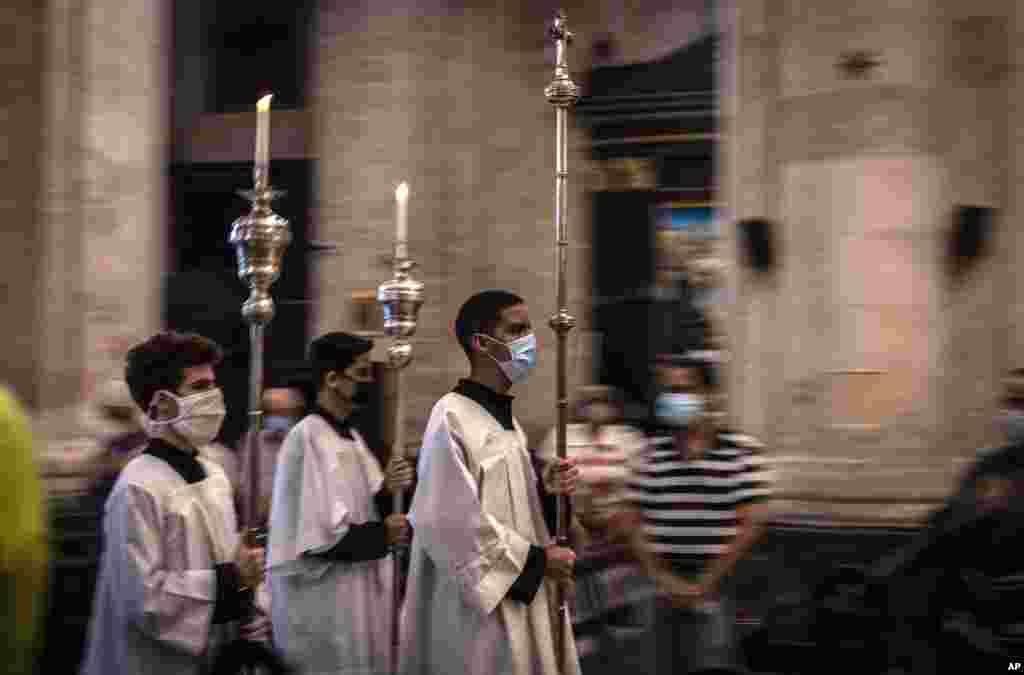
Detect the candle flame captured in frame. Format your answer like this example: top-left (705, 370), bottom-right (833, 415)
top-left (396, 182), bottom-right (409, 201)
top-left (257, 94), bottom-right (273, 112)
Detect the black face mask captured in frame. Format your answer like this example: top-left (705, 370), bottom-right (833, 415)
top-left (351, 381), bottom-right (372, 406)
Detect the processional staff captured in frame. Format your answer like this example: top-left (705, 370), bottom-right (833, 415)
top-left (225, 95), bottom-right (293, 674)
top-left (545, 10), bottom-right (580, 675)
top-left (230, 93), bottom-right (290, 538)
top-left (377, 181), bottom-right (424, 675)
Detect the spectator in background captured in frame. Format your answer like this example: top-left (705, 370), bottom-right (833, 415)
top-left (597, 233), bottom-right (711, 429)
top-left (539, 386), bottom-right (645, 529)
top-left (538, 385), bottom-right (648, 665)
top-left (237, 387), bottom-right (305, 530)
top-left (0, 386), bottom-right (48, 675)
top-left (617, 354), bottom-right (771, 674)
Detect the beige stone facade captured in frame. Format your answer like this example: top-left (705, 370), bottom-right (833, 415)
top-left (312, 2), bottom-right (605, 446)
top-left (1, 0), bottom-right (166, 484)
top-left (721, 0), bottom-right (1020, 520)
top-left (10, 0), bottom-right (1024, 521)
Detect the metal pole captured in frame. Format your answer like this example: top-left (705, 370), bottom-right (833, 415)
top-left (544, 10), bottom-right (580, 674)
top-left (229, 177), bottom-right (292, 536)
top-left (247, 322), bottom-right (265, 530)
top-left (378, 243), bottom-right (424, 675)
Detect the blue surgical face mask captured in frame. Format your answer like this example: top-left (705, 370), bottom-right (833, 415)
top-left (478, 333), bottom-right (537, 385)
top-left (655, 392), bottom-right (704, 428)
top-left (263, 415), bottom-right (297, 435)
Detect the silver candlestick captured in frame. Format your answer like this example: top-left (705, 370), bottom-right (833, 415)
top-left (545, 10), bottom-right (580, 675)
top-left (377, 249), bottom-right (424, 675)
top-left (229, 180), bottom-right (291, 536)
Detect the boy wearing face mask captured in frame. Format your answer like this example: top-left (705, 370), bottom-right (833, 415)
top-left (267, 332), bottom-right (414, 675)
top-left (619, 353), bottom-right (771, 674)
top-left (80, 332), bottom-right (267, 675)
top-left (401, 289), bottom-right (582, 675)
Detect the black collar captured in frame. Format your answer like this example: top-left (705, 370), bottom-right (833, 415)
top-left (314, 405), bottom-right (354, 440)
top-left (453, 379), bottom-right (515, 431)
top-left (144, 437), bottom-right (206, 484)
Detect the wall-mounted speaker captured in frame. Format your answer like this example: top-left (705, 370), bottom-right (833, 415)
top-left (738, 218), bottom-right (776, 272)
top-left (948, 205), bottom-right (994, 276)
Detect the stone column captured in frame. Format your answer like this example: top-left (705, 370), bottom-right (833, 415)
top-left (725, 0), bottom-right (1015, 521)
top-left (0, 0), bottom-right (167, 475)
top-left (720, 0), bottom-right (783, 446)
top-left (0, 0), bottom-right (49, 409)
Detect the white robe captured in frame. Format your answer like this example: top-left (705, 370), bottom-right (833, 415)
top-left (400, 392), bottom-right (580, 675)
top-left (267, 415), bottom-right (392, 675)
top-left (79, 452), bottom-right (241, 675)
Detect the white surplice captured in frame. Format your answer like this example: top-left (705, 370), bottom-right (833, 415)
top-left (267, 415), bottom-right (392, 675)
top-left (400, 392), bottom-right (580, 675)
top-left (79, 453), bottom-right (240, 675)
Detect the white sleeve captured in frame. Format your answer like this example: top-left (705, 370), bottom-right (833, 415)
top-left (408, 410), bottom-right (533, 617)
top-left (293, 427), bottom-right (356, 557)
top-left (110, 484), bottom-right (216, 656)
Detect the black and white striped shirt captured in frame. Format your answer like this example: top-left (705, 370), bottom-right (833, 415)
top-left (626, 432), bottom-right (772, 574)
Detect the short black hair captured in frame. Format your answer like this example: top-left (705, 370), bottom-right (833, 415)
top-left (654, 353), bottom-right (718, 390)
top-left (125, 332), bottom-right (224, 410)
top-left (308, 332), bottom-right (374, 392)
top-left (454, 290), bottom-right (525, 357)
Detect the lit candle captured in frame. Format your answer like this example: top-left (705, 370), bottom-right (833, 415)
top-left (255, 94), bottom-right (273, 184)
top-left (395, 182), bottom-right (409, 259)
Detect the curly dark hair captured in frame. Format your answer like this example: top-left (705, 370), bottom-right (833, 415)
top-left (124, 331), bottom-right (224, 411)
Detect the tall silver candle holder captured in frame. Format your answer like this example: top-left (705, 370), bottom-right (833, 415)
top-left (230, 178), bottom-right (292, 537)
top-left (377, 247), bottom-right (424, 675)
top-left (545, 10), bottom-right (580, 674)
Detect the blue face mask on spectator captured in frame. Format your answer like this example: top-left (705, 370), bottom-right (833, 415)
top-left (655, 392), bottom-right (704, 428)
top-left (264, 415), bottom-right (297, 435)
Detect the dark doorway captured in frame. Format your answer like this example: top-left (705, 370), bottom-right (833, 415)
top-left (592, 190), bottom-right (656, 412)
top-left (166, 160), bottom-right (313, 448)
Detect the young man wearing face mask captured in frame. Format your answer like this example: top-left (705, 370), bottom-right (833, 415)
top-left (79, 332), bottom-right (267, 675)
top-left (619, 354), bottom-right (771, 674)
top-left (401, 289), bottom-right (582, 675)
top-left (267, 332), bottom-right (414, 675)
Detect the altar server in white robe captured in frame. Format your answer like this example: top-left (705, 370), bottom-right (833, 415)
top-left (80, 331), bottom-right (267, 675)
top-left (268, 332), bottom-right (414, 675)
top-left (401, 290), bottom-right (582, 675)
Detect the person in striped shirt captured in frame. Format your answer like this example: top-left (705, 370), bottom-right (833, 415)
top-left (614, 353), bottom-right (771, 673)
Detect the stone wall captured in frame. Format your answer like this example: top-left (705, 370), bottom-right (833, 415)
top-left (313, 1), bottom-right (608, 447)
top-left (0, 0), bottom-right (47, 409)
top-left (722, 0), bottom-right (1019, 521)
top-left (2, 0), bottom-right (167, 482)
